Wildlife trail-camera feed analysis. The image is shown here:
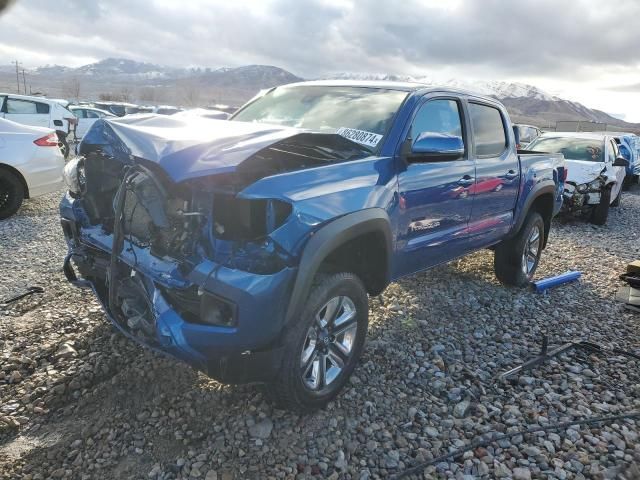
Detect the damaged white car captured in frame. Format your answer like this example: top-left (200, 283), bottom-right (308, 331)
top-left (528, 132), bottom-right (628, 225)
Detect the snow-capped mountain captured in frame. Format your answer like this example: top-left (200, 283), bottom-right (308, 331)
top-left (327, 72), bottom-right (558, 101)
top-left (1, 59), bottom-right (636, 129)
top-left (327, 72), bottom-right (636, 128)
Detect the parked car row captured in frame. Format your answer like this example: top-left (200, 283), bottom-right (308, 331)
top-left (0, 118), bottom-right (65, 219)
top-left (0, 93), bottom-right (77, 158)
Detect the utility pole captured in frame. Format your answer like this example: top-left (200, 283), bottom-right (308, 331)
top-left (21, 69), bottom-right (26, 95)
top-left (13, 60), bottom-right (21, 94)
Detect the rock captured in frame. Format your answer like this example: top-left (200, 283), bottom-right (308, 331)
top-left (248, 418), bottom-right (273, 439)
top-left (513, 467), bottom-right (532, 480)
top-left (55, 343), bottom-right (77, 359)
top-left (453, 400), bottom-right (470, 418)
top-left (9, 370), bottom-right (22, 383)
top-left (494, 462), bottom-right (511, 478)
top-left (205, 471), bottom-right (218, 480)
top-left (334, 450), bottom-right (347, 470)
top-left (425, 426), bottom-right (439, 438)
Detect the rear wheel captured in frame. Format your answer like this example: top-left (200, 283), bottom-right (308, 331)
top-left (590, 187), bottom-right (611, 225)
top-left (0, 169), bottom-right (25, 220)
top-left (494, 211), bottom-right (544, 287)
top-left (268, 272), bottom-right (368, 412)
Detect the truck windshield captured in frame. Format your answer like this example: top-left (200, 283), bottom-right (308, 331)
top-left (529, 137), bottom-right (604, 162)
top-left (231, 86), bottom-right (408, 150)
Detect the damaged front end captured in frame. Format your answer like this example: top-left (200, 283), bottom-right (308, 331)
top-left (59, 118), bottom-right (369, 383)
top-left (562, 175), bottom-right (606, 213)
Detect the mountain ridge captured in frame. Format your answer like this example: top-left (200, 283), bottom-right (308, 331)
top-left (0, 58), bottom-right (637, 130)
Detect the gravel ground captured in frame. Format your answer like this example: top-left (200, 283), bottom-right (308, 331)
top-left (1, 186), bottom-right (640, 480)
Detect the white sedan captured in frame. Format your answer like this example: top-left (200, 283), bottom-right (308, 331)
top-left (68, 106), bottom-right (115, 138)
top-left (0, 118), bottom-right (65, 219)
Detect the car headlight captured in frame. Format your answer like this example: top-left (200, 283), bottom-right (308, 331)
top-left (587, 179), bottom-right (603, 190)
top-left (63, 157), bottom-right (86, 195)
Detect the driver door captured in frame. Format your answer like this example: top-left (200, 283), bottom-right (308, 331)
top-left (394, 97), bottom-right (475, 277)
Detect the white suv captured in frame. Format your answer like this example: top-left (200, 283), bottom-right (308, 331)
top-left (0, 94), bottom-right (77, 158)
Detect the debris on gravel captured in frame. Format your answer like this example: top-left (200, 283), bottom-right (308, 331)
top-left (1, 187), bottom-right (639, 479)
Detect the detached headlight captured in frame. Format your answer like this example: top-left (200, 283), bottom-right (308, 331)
top-left (62, 157), bottom-right (86, 195)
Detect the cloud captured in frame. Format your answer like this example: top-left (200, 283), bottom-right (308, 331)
top-left (1, 0), bottom-right (639, 80)
top-left (605, 82), bottom-right (640, 93)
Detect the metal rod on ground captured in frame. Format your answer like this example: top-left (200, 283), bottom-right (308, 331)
top-left (531, 270), bottom-right (581, 293)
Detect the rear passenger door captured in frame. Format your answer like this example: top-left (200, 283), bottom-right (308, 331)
top-left (466, 101), bottom-right (519, 247)
top-left (3, 97), bottom-right (50, 128)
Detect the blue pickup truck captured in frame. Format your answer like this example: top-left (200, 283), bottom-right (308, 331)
top-left (60, 81), bottom-right (565, 410)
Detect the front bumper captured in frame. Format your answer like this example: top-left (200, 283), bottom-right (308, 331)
top-left (561, 183), bottom-right (602, 212)
top-left (60, 193), bottom-right (297, 384)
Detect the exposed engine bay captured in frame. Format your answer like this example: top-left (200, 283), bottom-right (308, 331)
top-left (73, 132), bottom-right (368, 270)
top-left (62, 126), bottom-right (369, 340)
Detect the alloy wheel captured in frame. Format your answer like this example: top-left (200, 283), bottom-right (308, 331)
top-left (521, 224), bottom-right (541, 277)
top-left (300, 295), bottom-right (358, 392)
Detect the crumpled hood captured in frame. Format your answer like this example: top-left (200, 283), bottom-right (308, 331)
top-left (80, 114), bottom-right (327, 183)
top-left (565, 159), bottom-right (607, 185)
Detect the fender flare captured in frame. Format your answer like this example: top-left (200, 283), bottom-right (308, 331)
top-left (508, 183), bottom-right (556, 242)
top-left (284, 208), bottom-right (393, 325)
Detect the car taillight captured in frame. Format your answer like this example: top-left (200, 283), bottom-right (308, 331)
top-left (34, 133), bottom-right (59, 147)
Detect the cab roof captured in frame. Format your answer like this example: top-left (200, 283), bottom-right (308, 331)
top-left (275, 79), bottom-right (493, 100)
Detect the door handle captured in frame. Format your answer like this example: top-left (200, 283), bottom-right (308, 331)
top-left (504, 170), bottom-right (518, 179)
top-left (457, 175), bottom-right (474, 187)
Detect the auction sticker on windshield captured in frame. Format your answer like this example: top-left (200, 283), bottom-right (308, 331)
top-left (336, 127), bottom-right (382, 148)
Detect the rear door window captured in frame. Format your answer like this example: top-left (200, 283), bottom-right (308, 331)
top-left (35, 102), bottom-right (50, 114)
top-left (6, 99), bottom-right (38, 114)
top-left (469, 103), bottom-right (507, 156)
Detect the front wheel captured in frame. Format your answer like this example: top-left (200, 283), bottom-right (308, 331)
top-left (590, 187), bottom-right (611, 225)
top-left (494, 211), bottom-right (544, 287)
top-left (268, 272), bottom-right (368, 412)
top-left (611, 187), bottom-right (622, 208)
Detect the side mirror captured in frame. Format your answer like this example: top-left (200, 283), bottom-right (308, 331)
top-left (408, 133), bottom-right (464, 162)
top-left (613, 156), bottom-right (629, 168)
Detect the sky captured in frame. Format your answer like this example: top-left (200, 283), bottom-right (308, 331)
top-left (1, 0), bottom-right (640, 121)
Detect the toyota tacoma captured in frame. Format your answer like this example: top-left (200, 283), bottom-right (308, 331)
top-left (60, 81), bottom-right (565, 411)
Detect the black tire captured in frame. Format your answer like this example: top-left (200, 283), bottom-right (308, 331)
top-left (494, 211), bottom-right (544, 287)
top-left (0, 169), bottom-right (25, 220)
top-left (611, 186), bottom-right (622, 208)
top-left (622, 175), bottom-right (633, 191)
top-left (268, 272), bottom-right (368, 412)
top-left (590, 187), bottom-right (611, 225)
top-left (56, 132), bottom-right (70, 159)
